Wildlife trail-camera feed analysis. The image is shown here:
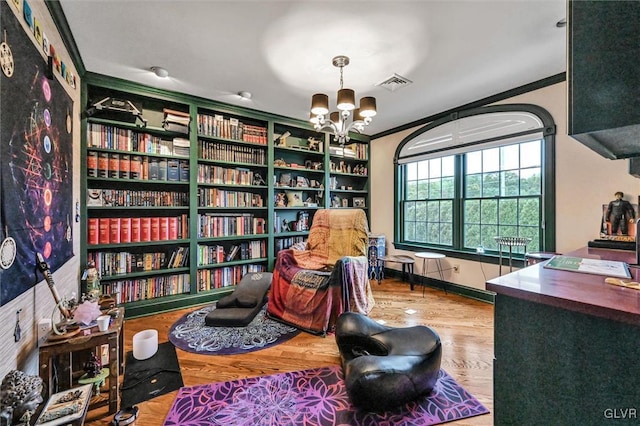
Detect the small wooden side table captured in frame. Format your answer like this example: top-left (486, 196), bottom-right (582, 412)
top-left (38, 307), bottom-right (125, 416)
top-left (376, 255), bottom-right (415, 289)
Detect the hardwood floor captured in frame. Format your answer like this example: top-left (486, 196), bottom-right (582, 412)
top-left (85, 278), bottom-right (494, 425)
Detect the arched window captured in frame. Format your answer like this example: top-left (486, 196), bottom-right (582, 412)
top-left (394, 104), bottom-right (556, 259)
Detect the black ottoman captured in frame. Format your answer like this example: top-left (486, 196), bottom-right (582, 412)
top-left (204, 272), bottom-right (272, 327)
top-left (335, 311), bottom-right (442, 412)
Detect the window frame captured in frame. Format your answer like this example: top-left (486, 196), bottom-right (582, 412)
top-left (393, 104), bottom-right (556, 262)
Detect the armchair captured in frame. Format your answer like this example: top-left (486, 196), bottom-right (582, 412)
top-left (266, 209), bottom-right (375, 335)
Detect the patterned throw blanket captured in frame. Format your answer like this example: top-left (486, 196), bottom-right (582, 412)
top-left (267, 209), bottom-right (374, 335)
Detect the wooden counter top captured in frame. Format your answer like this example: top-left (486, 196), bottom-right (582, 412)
top-left (486, 247), bottom-right (640, 326)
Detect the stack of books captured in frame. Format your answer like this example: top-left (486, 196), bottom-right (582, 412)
top-left (163, 108), bottom-right (190, 135)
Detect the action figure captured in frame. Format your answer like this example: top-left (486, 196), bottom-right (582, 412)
top-left (606, 191), bottom-right (636, 235)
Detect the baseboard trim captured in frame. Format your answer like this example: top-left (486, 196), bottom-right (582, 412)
top-left (381, 268), bottom-right (495, 304)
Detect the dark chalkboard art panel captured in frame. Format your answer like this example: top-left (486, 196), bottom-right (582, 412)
top-left (0, 1), bottom-right (74, 306)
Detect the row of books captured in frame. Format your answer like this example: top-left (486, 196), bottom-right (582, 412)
top-left (87, 123), bottom-right (190, 155)
top-left (87, 151), bottom-right (189, 182)
top-left (198, 140), bottom-right (267, 164)
top-left (275, 236), bottom-right (306, 252)
top-left (87, 215), bottom-right (189, 245)
top-left (197, 113), bottom-right (267, 144)
top-left (197, 213), bottom-right (266, 238)
top-left (197, 164), bottom-right (255, 186)
top-left (329, 142), bottom-right (368, 160)
top-left (197, 188), bottom-right (264, 208)
top-left (197, 240), bottom-right (267, 266)
top-left (102, 273), bottom-right (190, 304)
top-left (197, 264), bottom-right (266, 291)
top-left (87, 188), bottom-right (189, 207)
top-left (87, 247), bottom-right (189, 277)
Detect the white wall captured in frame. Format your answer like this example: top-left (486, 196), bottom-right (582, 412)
top-left (0, 1), bottom-right (81, 379)
top-left (370, 81), bottom-right (640, 291)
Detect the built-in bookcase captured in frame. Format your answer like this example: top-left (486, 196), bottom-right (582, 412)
top-left (81, 74), bottom-right (369, 318)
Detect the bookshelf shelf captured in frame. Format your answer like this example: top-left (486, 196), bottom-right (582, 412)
top-left (81, 76), bottom-right (369, 317)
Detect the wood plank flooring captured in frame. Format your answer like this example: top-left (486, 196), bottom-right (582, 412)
top-left (85, 278), bottom-right (494, 425)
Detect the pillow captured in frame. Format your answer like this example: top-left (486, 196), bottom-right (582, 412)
top-left (235, 294), bottom-right (258, 308)
top-left (216, 294), bottom-right (237, 309)
top-left (286, 190), bottom-right (304, 207)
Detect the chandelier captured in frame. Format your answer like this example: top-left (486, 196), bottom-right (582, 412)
top-left (309, 55), bottom-right (377, 145)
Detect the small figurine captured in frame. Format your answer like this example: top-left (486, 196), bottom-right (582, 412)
top-left (605, 191), bottom-right (636, 235)
top-left (83, 260), bottom-right (101, 301)
top-left (83, 352), bottom-right (102, 378)
top-left (253, 173), bottom-right (266, 186)
top-left (275, 193), bottom-right (286, 207)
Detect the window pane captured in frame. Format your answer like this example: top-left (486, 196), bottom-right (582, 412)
top-left (406, 163), bottom-right (417, 180)
top-left (520, 167), bottom-right (541, 196)
top-left (441, 223), bottom-right (453, 245)
top-left (417, 160), bottom-right (429, 179)
top-left (442, 156), bottom-right (455, 176)
top-left (406, 181), bottom-right (418, 200)
top-left (466, 151), bottom-right (481, 174)
top-left (483, 148), bottom-right (500, 172)
top-left (464, 223), bottom-right (481, 249)
top-left (465, 199), bottom-right (480, 224)
top-left (502, 170), bottom-right (520, 196)
top-left (442, 176), bottom-right (455, 198)
top-left (417, 180), bottom-right (429, 199)
top-left (481, 224), bottom-right (499, 250)
top-left (427, 201), bottom-right (440, 222)
top-left (405, 221), bottom-right (415, 241)
top-left (441, 201), bottom-right (453, 222)
top-left (405, 201), bottom-right (416, 221)
top-left (501, 144), bottom-right (519, 170)
top-left (429, 158), bottom-right (441, 178)
top-left (521, 141), bottom-right (541, 168)
top-left (415, 222), bottom-right (427, 242)
top-left (429, 179), bottom-right (442, 199)
top-left (415, 201), bottom-right (427, 222)
top-left (499, 199), bottom-right (518, 225)
top-left (482, 172), bottom-right (500, 197)
top-left (481, 199), bottom-right (498, 224)
top-left (466, 174), bottom-right (482, 198)
top-left (519, 198), bottom-right (540, 226)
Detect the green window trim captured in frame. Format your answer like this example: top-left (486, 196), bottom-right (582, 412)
top-left (393, 104), bottom-right (556, 262)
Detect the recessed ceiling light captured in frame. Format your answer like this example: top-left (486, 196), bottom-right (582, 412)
top-left (150, 66), bottom-right (169, 78)
top-left (238, 91), bottom-right (252, 100)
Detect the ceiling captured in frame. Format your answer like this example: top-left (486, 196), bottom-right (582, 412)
top-left (58, 0), bottom-right (567, 137)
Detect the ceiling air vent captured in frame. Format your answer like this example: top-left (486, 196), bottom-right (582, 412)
top-left (376, 73), bottom-right (413, 92)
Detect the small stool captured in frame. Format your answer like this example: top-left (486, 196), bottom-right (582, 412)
top-left (415, 252), bottom-right (446, 296)
top-left (494, 236), bottom-right (532, 275)
top-left (376, 255), bottom-right (415, 289)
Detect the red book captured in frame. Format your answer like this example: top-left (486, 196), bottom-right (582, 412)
top-left (87, 218), bottom-right (99, 245)
top-left (120, 217), bottom-right (131, 243)
top-left (130, 217), bottom-right (141, 242)
top-left (168, 217), bottom-right (179, 240)
top-left (159, 217), bottom-right (169, 240)
top-left (109, 218), bottom-right (121, 244)
top-left (150, 217), bottom-right (160, 241)
top-left (99, 218), bottom-right (111, 244)
top-left (140, 217), bottom-right (152, 242)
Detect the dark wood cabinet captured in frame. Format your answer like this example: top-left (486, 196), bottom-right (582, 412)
top-left (568, 0), bottom-right (640, 160)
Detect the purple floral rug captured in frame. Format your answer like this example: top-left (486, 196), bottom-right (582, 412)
top-left (168, 305), bottom-right (300, 355)
top-left (163, 365), bottom-right (489, 425)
